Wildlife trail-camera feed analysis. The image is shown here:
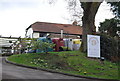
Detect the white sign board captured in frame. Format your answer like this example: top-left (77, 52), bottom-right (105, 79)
top-left (87, 35), bottom-right (100, 58)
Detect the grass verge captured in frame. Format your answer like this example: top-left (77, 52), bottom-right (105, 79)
top-left (8, 51), bottom-right (119, 80)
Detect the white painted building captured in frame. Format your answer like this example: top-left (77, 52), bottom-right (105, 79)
top-left (25, 22), bottom-right (82, 39)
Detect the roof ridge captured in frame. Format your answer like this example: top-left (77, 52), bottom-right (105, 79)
top-left (34, 21), bottom-right (75, 26)
top-left (26, 21), bottom-right (82, 35)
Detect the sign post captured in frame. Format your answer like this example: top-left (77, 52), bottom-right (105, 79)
top-left (87, 35), bottom-right (100, 58)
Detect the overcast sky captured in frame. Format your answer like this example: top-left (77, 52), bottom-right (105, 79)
top-left (0, 0), bottom-right (114, 37)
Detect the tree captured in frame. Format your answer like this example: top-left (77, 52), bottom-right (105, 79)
top-left (80, 2), bottom-right (103, 52)
top-left (49, 0), bottom-right (103, 52)
top-left (108, 1), bottom-right (120, 19)
top-left (99, 18), bottom-right (119, 37)
top-left (66, 0), bottom-right (83, 25)
top-left (100, 34), bottom-right (119, 62)
top-left (107, 1), bottom-right (120, 37)
top-left (64, 0), bottom-right (103, 52)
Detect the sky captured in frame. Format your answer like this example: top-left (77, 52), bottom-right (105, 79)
top-left (0, 0), bottom-right (114, 37)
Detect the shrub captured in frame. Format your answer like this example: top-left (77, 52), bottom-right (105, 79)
top-left (61, 46), bottom-right (71, 51)
top-left (32, 40), bottom-right (55, 54)
top-left (100, 34), bottom-right (119, 62)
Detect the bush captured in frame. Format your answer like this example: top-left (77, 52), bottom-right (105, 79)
top-left (100, 34), bottom-right (119, 62)
top-left (61, 46), bottom-right (71, 51)
top-left (32, 40), bottom-right (55, 54)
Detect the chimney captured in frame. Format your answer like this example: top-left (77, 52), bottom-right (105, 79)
top-left (72, 20), bottom-right (77, 26)
top-left (61, 29), bottom-right (63, 38)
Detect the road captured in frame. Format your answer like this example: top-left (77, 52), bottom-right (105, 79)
top-left (1, 57), bottom-right (103, 81)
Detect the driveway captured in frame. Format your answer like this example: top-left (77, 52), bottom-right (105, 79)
top-left (1, 57), bottom-right (103, 81)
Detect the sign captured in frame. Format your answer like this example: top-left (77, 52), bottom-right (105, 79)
top-left (87, 35), bottom-right (100, 58)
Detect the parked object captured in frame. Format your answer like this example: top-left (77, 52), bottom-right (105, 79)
top-left (27, 49), bottom-right (36, 53)
top-left (52, 38), bottom-right (64, 51)
top-left (37, 37), bottom-right (52, 42)
top-left (63, 38), bottom-right (81, 51)
top-left (72, 39), bottom-right (81, 50)
top-left (63, 38), bottom-right (73, 50)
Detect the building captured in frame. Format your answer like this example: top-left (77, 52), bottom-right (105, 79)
top-left (25, 22), bottom-right (82, 39)
top-left (0, 37), bottom-right (20, 54)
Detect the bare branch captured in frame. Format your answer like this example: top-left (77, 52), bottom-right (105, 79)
top-left (66, 0), bottom-right (83, 25)
top-left (48, 0), bottom-right (57, 5)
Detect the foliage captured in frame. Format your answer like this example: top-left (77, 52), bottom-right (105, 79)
top-left (99, 18), bottom-right (120, 37)
top-left (8, 51), bottom-right (119, 79)
top-left (16, 38), bottom-right (36, 53)
top-left (32, 39), bottom-right (55, 54)
top-left (108, 1), bottom-right (120, 19)
top-left (100, 34), bottom-right (119, 62)
top-left (61, 46), bottom-right (71, 51)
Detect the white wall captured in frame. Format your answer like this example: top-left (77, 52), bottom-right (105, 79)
top-left (33, 33), bottom-right (40, 38)
top-left (26, 28), bottom-right (33, 38)
top-left (26, 28), bottom-right (40, 38)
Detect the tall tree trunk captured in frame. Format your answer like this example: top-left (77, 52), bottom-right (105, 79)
top-left (80, 2), bottom-right (102, 52)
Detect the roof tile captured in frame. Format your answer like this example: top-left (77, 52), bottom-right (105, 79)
top-left (30, 22), bottom-right (82, 35)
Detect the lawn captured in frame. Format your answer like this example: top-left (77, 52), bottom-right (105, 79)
top-left (8, 51), bottom-right (119, 80)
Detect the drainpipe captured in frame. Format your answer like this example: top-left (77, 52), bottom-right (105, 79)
top-left (25, 30), bottom-right (27, 38)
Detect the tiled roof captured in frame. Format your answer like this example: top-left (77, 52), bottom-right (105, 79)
top-left (29, 22), bottom-right (82, 35)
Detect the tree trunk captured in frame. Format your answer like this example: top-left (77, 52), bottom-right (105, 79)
top-left (80, 2), bottom-right (102, 52)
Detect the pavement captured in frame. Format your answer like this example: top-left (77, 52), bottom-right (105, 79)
top-left (0, 57), bottom-right (113, 81)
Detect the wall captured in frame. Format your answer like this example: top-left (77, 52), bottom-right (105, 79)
top-left (26, 28), bottom-right (33, 38)
top-left (33, 32), bottom-right (40, 38)
top-left (49, 33), bottom-right (81, 39)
